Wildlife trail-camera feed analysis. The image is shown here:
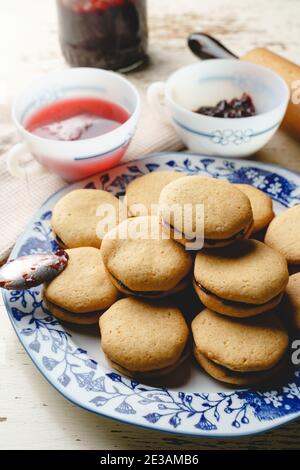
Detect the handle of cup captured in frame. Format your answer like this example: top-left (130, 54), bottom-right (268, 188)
top-left (6, 142), bottom-right (49, 178)
top-left (147, 81), bottom-right (170, 124)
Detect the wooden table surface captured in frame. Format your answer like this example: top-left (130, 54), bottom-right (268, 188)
top-left (1, 0), bottom-right (300, 450)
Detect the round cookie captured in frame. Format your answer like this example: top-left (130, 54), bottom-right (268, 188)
top-left (101, 216), bottom-right (193, 297)
top-left (125, 171), bottom-right (185, 216)
top-left (194, 239), bottom-right (289, 317)
top-left (192, 308), bottom-right (288, 373)
top-left (99, 298), bottom-right (190, 377)
top-left (265, 205), bottom-right (300, 264)
top-left (44, 247), bottom-right (119, 324)
top-left (194, 349), bottom-right (286, 386)
top-left (284, 273), bottom-right (300, 331)
top-left (159, 175), bottom-right (253, 248)
top-left (52, 189), bottom-right (126, 248)
top-left (235, 184), bottom-right (274, 233)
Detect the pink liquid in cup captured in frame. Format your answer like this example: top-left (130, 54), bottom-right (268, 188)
top-left (24, 97), bottom-right (131, 180)
top-left (26, 97), bottom-right (130, 141)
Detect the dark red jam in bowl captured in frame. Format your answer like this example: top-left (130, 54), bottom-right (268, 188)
top-left (56, 0), bottom-right (148, 71)
top-left (195, 93), bottom-right (256, 118)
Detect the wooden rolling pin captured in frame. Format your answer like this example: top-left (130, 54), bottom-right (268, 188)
top-left (188, 34), bottom-right (300, 138)
top-left (242, 48), bottom-right (299, 137)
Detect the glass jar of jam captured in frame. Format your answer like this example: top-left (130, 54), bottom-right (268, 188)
top-left (56, 0), bottom-right (148, 71)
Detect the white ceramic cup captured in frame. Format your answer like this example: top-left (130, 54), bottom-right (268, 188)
top-left (147, 60), bottom-right (289, 157)
top-left (6, 68), bottom-right (140, 181)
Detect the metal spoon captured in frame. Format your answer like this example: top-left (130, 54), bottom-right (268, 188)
top-left (0, 250), bottom-right (69, 290)
top-left (188, 32), bottom-right (238, 60)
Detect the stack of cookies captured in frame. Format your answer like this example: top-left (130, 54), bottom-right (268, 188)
top-left (156, 174), bottom-right (290, 385)
top-left (44, 170), bottom-right (300, 385)
top-left (47, 185), bottom-right (193, 378)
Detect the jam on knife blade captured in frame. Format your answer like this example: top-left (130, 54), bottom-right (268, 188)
top-left (0, 250), bottom-right (69, 290)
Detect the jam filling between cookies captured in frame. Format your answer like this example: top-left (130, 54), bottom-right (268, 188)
top-left (111, 275), bottom-right (165, 297)
top-left (109, 272), bottom-right (188, 297)
top-left (108, 358), bottom-right (181, 378)
top-left (54, 233), bottom-right (67, 249)
top-left (204, 226), bottom-right (251, 245)
top-left (45, 299), bottom-right (102, 319)
top-left (162, 219), bottom-right (250, 245)
top-left (194, 280), bottom-right (282, 309)
top-left (107, 343), bottom-right (191, 377)
top-left (198, 350), bottom-right (286, 379)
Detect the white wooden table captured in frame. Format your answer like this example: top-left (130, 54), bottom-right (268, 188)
top-left (1, 0), bottom-right (300, 450)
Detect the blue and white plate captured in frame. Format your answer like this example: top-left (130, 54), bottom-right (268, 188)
top-left (3, 152), bottom-right (300, 437)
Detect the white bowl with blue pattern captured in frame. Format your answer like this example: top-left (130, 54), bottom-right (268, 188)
top-left (2, 152), bottom-right (300, 437)
top-left (148, 60), bottom-right (289, 158)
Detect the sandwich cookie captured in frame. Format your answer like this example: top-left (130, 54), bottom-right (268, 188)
top-left (52, 188), bottom-right (126, 248)
top-left (194, 239), bottom-right (289, 317)
top-left (284, 273), bottom-right (300, 331)
top-left (125, 171), bottom-right (185, 216)
top-left (159, 176), bottom-right (253, 248)
top-left (101, 216), bottom-right (193, 298)
top-left (44, 247), bottom-right (119, 324)
top-left (99, 298), bottom-right (190, 378)
top-left (265, 204), bottom-right (300, 265)
top-left (192, 308), bottom-right (289, 385)
top-left (235, 184), bottom-right (274, 234)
